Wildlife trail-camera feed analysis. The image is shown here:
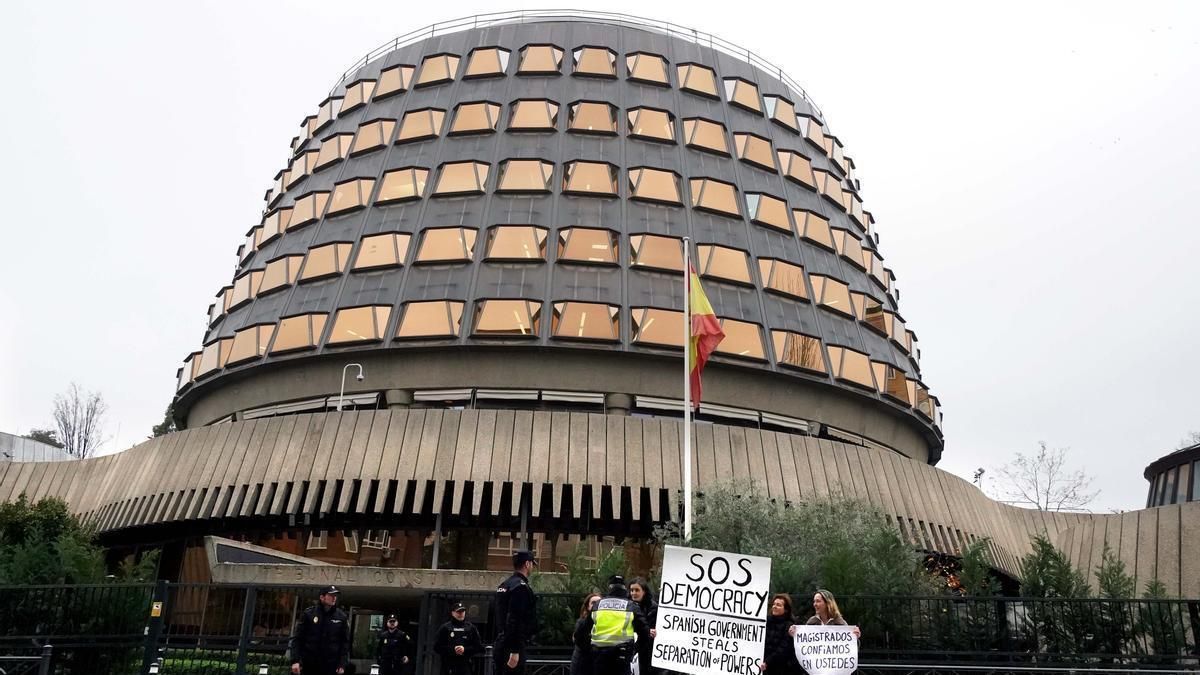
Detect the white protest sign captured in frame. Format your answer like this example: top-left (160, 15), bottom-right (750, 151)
top-left (652, 545), bottom-right (772, 675)
top-left (792, 624), bottom-right (858, 675)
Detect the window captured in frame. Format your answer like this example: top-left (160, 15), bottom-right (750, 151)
top-left (375, 64), bottom-right (414, 99)
top-left (376, 167), bottom-right (429, 204)
top-left (396, 300), bottom-right (465, 339)
top-left (813, 169), bottom-right (847, 208)
top-left (270, 313), bottom-right (328, 354)
top-left (630, 234), bottom-right (683, 272)
top-left (517, 45), bottom-right (564, 75)
top-left (259, 255), bottom-right (304, 295)
top-left (307, 530), bottom-right (328, 550)
top-left (341, 79), bottom-right (376, 113)
top-left (195, 338), bottom-right (232, 377)
top-left (343, 532), bottom-right (359, 554)
top-left (852, 293), bottom-right (886, 333)
top-left (315, 133), bottom-right (354, 170)
top-left (473, 300), bottom-right (542, 337)
top-left (227, 270), bottom-right (264, 309)
top-left (415, 54), bottom-right (460, 87)
top-left (677, 63), bottom-right (719, 98)
top-left (628, 168), bottom-right (682, 205)
top-left (351, 119), bottom-right (397, 155)
top-left (771, 330), bottom-right (825, 372)
top-left (362, 530), bottom-right (391, 549)
top-left (496, 159), bottom-right (554, 193)
top-left (866, 251), bottom-right (888, 289)
top-left (827, 345), bottom-right (875, 389)
top-left (797, 115), bottom-right (827, 150)
top-left (716, 319), bottom-right (765, 360)
top-left (809, 276), bottom-right (852, 318)
top-left (777, 150), bottom-right (815, 189)
top-left (260, 208), bottom-right (291, 245)
top-left (557, 227), bottom-right (618, 264)
top-left (552, 302), bottom-right (619, 341)
top-left (833, 229), bottom-right (867, 270)
top-left (226, 324), bottom-right (275, 366)
top-left (759, 259), bottom-right (807, 299)
top-left (567, 101), bottom-right (618, 135)
top-left (689, 178), bottom-right (741, 218)
top-left (698, 245), bottom-right (751, 285)
top-left (682, 118), bottom-right (730, 156)
top-left (354, 233), bottom-right (411, 270)
top-left (631, 308), bottom-right (684, 347)
top-left (872, 361), bottom-right (911, 404)
top-left (397, 108), bottom-right (445, 143)
top-left (289, 191), bottom-right (330, 230)
top-left (299, 242), bottom-right (354, 281)
top-left (562, 161), bottom-right (618, 196)
top-left (328, 177), bottom-right (375, 216)
top-left (627, 108), bottom-right (675, 143)
top-left (485, 226), bottom-right (549, 261)
top-left (328, 305), bottom-right (392, 344)
top-left (449, 102), bottom-right (501, 135)
top-left (314, 97), bottom-right (343, 132)
top-left (509, 100), bottom-right (559, 131)
top-left (432, 161), bottom-right (489, 197)
top-left (242, 227), bottom-right (261, 262)
top-left (795, 210), bottom-right (833, 249)
top-left (287, 151), bottom-right (320, 188)
top-left (763, 95), bottom-right (798, 132)
top-left (415, 227), bottom-right (477, 263)
top-left (573, 47), bottom-right (616, 78)
top-left (178, 352), bottom-right (199, 390)
top-left (746, 193), bottom-right (792, 233)
top-left (626, 52), bottom-right (669, 85)
top-left (733, 133), bottom-right (776, 171)
top-left (464, 47), bottom-right (510, 78)
top-left (724, 78), bottom-right (762, 113)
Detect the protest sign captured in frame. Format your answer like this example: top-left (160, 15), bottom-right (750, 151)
top-left (792, 624), bottom-right (858, 675)
top-left (652, 545), bottom-right (772, 675)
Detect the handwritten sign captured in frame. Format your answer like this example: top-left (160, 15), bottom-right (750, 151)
top-left (652, 545), bottom-right (771, 675)
top-left (792, 625), bottom-right (858, 675)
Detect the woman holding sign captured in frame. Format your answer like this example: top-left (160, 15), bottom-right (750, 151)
top-left (759, 594), bottom-right (799, 675)
top-left (789, 591), bottom-right (861, 638)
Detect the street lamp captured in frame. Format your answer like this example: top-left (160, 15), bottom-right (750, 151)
top-left (338, 363), bottom-right (365, 412)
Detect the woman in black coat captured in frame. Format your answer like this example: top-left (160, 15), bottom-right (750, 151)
top-left (570, 592), bottom-right (602, 675)
top-left (628, 578), bottom-right (658, 675)
top-left (760, 594), bottom-right (799, 675)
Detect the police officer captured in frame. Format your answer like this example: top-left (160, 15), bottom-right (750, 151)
top-left (290, 585), bottom-right (351, 675)
top-left (433, 602), bottom-right (483, 675)
top-left (574, 576), bottom-right (651, 675)
top-left (494, 549), bottom-right (539, 675)
top-left (376, 613), bottom-right (414, 675)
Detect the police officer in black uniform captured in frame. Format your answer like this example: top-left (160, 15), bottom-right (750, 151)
top-left (376, 613), bottom-right (415, 675)
top-left (290, 585), bottom-right (351, 675)
top-left (574, 576), bottom-right (651, 675)
top-left (494, 549), bottom-right (539, 675)
top-left (433, 602), bottom-right (483, 675)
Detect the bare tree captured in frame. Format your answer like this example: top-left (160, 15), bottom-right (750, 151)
top-left (1178, 431), bottom-right (1200, 450)
top-left (52, 383), bottom-right (108, 459)
top-left (993, 441), bottom-right (1099, 511)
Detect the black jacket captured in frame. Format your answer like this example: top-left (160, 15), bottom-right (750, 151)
top-left (290, 604), bottom-right (351, 669)
top-left (434, 618), bottom-right (483, 674)
top-left (377, 627), bottom-right (415, 665)
top-left (570, 618), bottom-right (592, 675)
top-left (762, 614), bottom-right (798, 675)
top-left (494, 572), bottom-right (538, 654)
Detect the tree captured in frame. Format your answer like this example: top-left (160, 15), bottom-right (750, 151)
top-left (52, 382), bottom-right (108, 459)
top-left (1177, 431), bottom-right (1200, 450)
top-left (993, 441), bottom-right (1099, 511)
top-left (23, 427), bottom-right (63, 448)
top-left (150, 403), bottom-right (176, 438)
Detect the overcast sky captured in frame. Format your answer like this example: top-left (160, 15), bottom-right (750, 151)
top-left (1, 0), bottom-right (1197, 512)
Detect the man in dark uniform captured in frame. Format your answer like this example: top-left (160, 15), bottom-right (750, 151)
top-left (290, 585), bottom-right (351, 675)
top-left (574, 576), bottom-right (651, 675)
top-left (433, 602), bottom-right (483, 675)
top-left (376, 613), bottom-right (415, 675)
top-left (494, 549), bottom-right (538, 675)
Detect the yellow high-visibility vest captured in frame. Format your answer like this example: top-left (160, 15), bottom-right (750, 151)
top-left (590, 598), bottom-right (635, 647)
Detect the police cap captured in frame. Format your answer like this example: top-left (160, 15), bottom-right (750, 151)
top-left (513, 549), bottom-right (538, 567)
top-left (320, 585), bottom-right (341, 596)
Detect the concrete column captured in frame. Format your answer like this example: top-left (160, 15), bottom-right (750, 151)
top-left (385, 389), bottom-right (414, 409)
top-left (604, 393), bottom-right (634, 416)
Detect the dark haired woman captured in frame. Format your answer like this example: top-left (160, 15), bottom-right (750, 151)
top-left (570, 592), bottom-right (602, 675)
top-left (759, 594), bottom-right (799, 675)
top-left (628, 578), bottom-right (658, 675)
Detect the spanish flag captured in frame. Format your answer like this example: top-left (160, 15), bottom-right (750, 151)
top-left (688, 264), bottom-right (724, 408)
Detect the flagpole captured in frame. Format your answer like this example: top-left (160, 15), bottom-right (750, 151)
top-left (682, 236), bottom-right (693, 542)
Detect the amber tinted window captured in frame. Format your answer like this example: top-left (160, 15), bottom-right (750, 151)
top-left (552, 302), bottom-right (619, 341)
top-left (299, 242), bottom-right (353, 281)
top-left (798, 115), bottom-right (827, 149)
top-left (631, 307), bottom-right (684, 347)
top-left (811, 275), bottom-right (852, 316)
top-left (270, 313), bottom-right (328, 354)
top-left (287, 151), bottom-right (320, 187)
top-left (354, 233), bottom-right (411, 270)
top-left (796, 210), bottom-right (834, 249)
top-left (351, 119), bottom-right (397, 155)
top-left (328, 177), bottom-right (375, 216)
top-left (260, 255), bottom-right (304, 294)
top-left (289, 192), bottom-right (330, 229)
top-left (724, 78), bottom-right (762, 113)
top-left (854, 294), bottom-right (886, 334)
top-left (683, 118), bottom-right (730, 156)
top-left (716, 319), bottom-right (765, 360)
top-left (375, 65), bottom-right (414, 99)
top-left (677, 63), bottom-right (719, 98)
top-left (314, 97), bottom-right (342, 132)
top-left (733, 133), bottom-right (776, 171)
top-left (627, 108), bottom-right (675, 143)
top-left (626, 52), bottom-right (669, 85)
top-left (397, 109), bottom-right (445, 143)
top-left (517, 45), bottom-right (563, 75)
top-left (228, 270), bottom-right (263, 309)
top-left (395, 301), bottom-right (465, 339)
top-left (763, 96), bottom-right (798, 132)
top-left (341, 79), bottom-right (376, 113)
top-left (873, 362), bottom-right (911, 404)
top-left (573, 47), bottom-right (616, 77)
top-left (415, 54), bottom-right (460, 87)
top-left (473, 300), bottom-right (542, 336)
top-left (630, 234), bottom-right (683, 272)
top-left (828, 346), bottom-right (875, 389)
top-left (746, 193), bottom-right (792, 233)
top-left (415, 227), bottom-right (477, 263)
top-left (486, 226), bottom-right (548, 261)
top-left (568, 101), bottom-right (618, 135)
top-left (558, 228), bottom-right (618, 264)
top-left (432, 161), bottom-right (489, 197)
top-left (376, 167), bottom-right (429, 204)
top-left (562, 161), bottom-right (618, 196)
top-left (328, 305), bottom-right (392, 344)
top-left (449, 102), bottom-right (501, 135)
top-left (509, 100), bottom-right (560, 131)
top-left (759, 259), bottom-right (807, 300)
top-left (226, 324), bottom-right (275, 366)
top-left (689, 178), bottom-right (741, 218)
top-left (315, 133), bottom-right (355, 170)
top-left (778, 150), bottom-right (816, 189)
top-left (195, 338), bottom-right (233, 376)
top-left (771, 330), bottom-right (825, 372)
top-left (260, 208), bottom-right (291, 244)
top-left (628, 168), bottom-right (682, 205)
top-left (464, 47), bottom-right (510, 78)
top-left (698, 245), bottom-right (751, 285)
top-left (496, 160), bottom-right (554, 193)
top-left (833, 229), bottom-right (867, 269)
